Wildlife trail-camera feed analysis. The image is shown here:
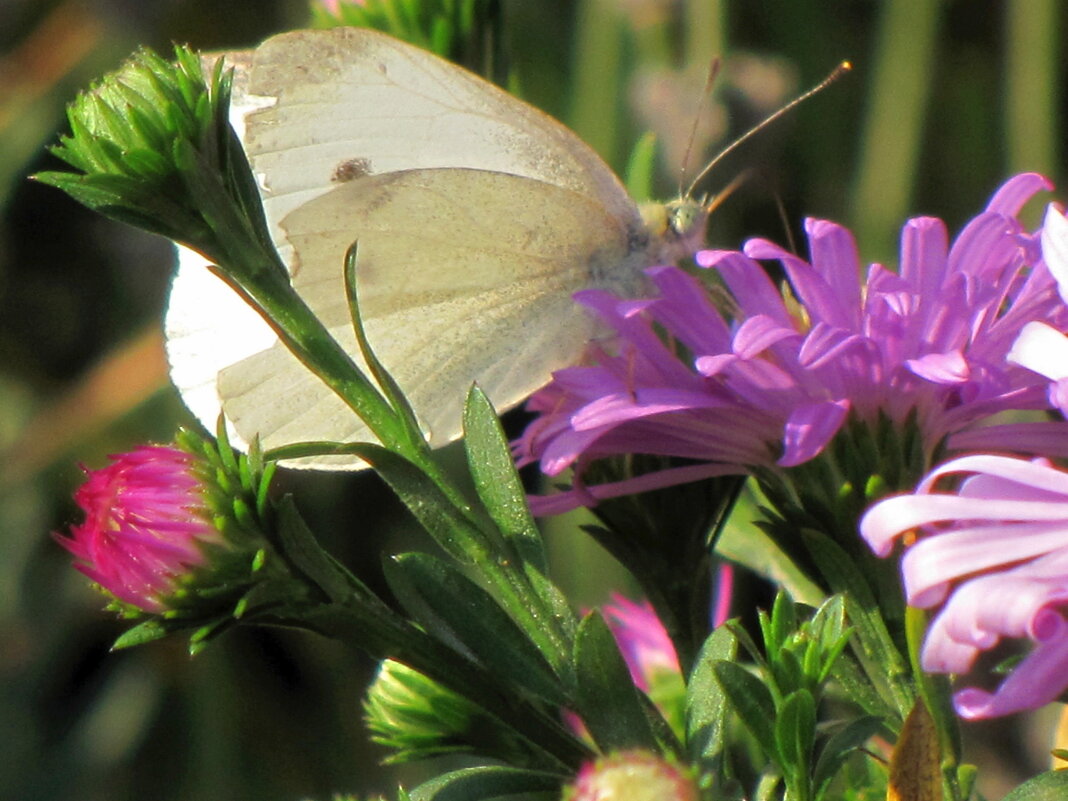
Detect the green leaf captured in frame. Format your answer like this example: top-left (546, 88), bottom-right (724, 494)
top-left (463, 385), bottom-right (548, 573)
top-left (111, 619), bottom-right (170, 650)
top-left (712, 660), bottom-right (777, 758)
top-left (827, 649), bottom-right (898, 726)
top-left (383, 553), bottom-right (566, 705)
top-left (685, 625), bottom-right (737, 777)
top-left (801, 528), bottom-right (914, 720)
top-left (408, 766), bottom-right (561, 801)
top-left (573, 611), bottom-right (660, 752)
top-left (774, 689), bottom-right (816, 778)
top-left (272, 496), bottom-right (361, 603)
top-left (347, 442), bottom-right (494, 565)
top-left (812, 716), bottom-right (884, 799)
top-left (769, 590), bottom-right (797, 657)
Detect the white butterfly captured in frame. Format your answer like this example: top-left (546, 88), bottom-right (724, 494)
top-left (165, 27), bottom-right (707, 468)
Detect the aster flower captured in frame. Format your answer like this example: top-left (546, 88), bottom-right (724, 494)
top-left (516, 173), bottom-right (1068, 514)
top-left (860, 454), bottom-right (1068, 719)
top-left (57, 445), bottom-right (222, 613)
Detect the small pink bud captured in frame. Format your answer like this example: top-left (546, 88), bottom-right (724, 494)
top-left (56, 445), bottom-right (221, 613)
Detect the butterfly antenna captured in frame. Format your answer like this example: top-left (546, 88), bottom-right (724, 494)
top-left (704, 169), bottom-right (751, 215)
top-left (684, 60), bottom-right (852, 199)
top-left (678, 58), bottom-right (722, 198)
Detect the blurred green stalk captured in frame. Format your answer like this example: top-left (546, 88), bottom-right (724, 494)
top-left (569, 0), bottom-right (625, 164)
top-left (849, 0), bottom-right (942, 261)
top-left (683, 0), bottom-right (725, 74)
top-left (1005, 0), bottom-right (1059, 178)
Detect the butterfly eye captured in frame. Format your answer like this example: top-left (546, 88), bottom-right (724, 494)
top-left (665, 200), bottom-right (705, 240)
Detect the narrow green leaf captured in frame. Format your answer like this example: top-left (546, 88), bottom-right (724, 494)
top-left (774, 690), bottom-right (816, 780)
top-left (409, 765), bottom-right (560, 801)
top-left (802, 528), bottom-right (914, 719)
top-left (828, 649), bottom-right (899, 728)
top-left (111, 619), bottom-right (170, 650)
top-left (685, 625), bottom-right (737, 776)
top-left (573, 611), bottom-right (660, 752)
top-left (346, 442), bottom-right (493, 565)
top-left (769, 590), bottom-right (796, 655)
top-left (343, 243), bottom-right (424, 440)
top-left (812, 716), bottom-right (884, 798)
top-left (274, 496), bottom-right (360, 602)
top-left (463, 385), bottom-right (548, 573)
top-left (384, 553), bottom-right (566, 705)
top-left (713, 660), bottom-right (777, 757)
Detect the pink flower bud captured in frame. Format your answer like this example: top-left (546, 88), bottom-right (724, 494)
top-left (567, 751), bottom-right (698, 801)
top-left (56, 445), bottom-right (221, 613)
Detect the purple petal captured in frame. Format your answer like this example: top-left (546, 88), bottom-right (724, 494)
top-left (732, 315), bottom-right (799, 358)
top-left (906, 350), bottom-right (970, 384)
top-left (953, 628), bottom-right (1068, 719)
top-left (984, 172), bottom-right (1052, 216)
top-left (778, 399), bottom-right (849, 467)
top-left (1041, 204), bottom-right (1068, 304)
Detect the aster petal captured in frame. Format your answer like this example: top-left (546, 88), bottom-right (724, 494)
top-left (984, 172), bottom-right (1052, 216)
top-left (899, 216), bottom-right (949, 295)
top-left (906, 350), bottom-right (970, 384)
top-left (949, 422), bottom-right (1068, 459)
top-left (745, 234), bottom-right (852, 330)
top-left (901, 521), bottom-right (1068, 606)
top-left (731, 315), bottom-right (800, 359)
top-left (917, 453), bottom-right (1068, 495)
top-left (646, 266), bottom-right (733, 354)
top-left (953, 630), bottom-right (1068, 719)
top-left (527, 462), bottom-right (745, 516)
top-left (1040, 204), bottom-right (1068, 304)
top-left (698, 249), bottom-right (792, 324)
top-left (570, 389), bottom-right (723, 431)
top-left (1007, 320), bottom-right (1068, 381)
top-left (778, 399), bottom-right (849, 467)
top-left (805, 218), bottom-right (862, 327)
top-left (921, 609), bottom-right (981, 673)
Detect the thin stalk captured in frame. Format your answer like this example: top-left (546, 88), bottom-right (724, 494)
top-left (849, 0), bottom-right (941, 261)
top-left (1005, 0), bottom-right (1059, 179)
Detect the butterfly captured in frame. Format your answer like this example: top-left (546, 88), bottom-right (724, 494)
top-left (164, 27), bottom-right (714, 468)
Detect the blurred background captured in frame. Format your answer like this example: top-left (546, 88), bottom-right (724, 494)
top-left (0, 0), bottom-right (1063, 799)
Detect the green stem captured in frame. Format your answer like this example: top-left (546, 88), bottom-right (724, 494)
top-left (904, 606), bottom-right (963, 801)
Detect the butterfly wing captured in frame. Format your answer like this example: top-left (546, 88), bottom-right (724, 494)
top-left (166, 27), bottom-right (651, 468)
top-left (243, 26), bottom-right (644, 253)
top-left (209, 169), bottom-right (649, 467)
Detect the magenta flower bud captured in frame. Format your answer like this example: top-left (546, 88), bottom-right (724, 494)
top-left (567, 751), bottom-right (698, 801)
top-left (56, 444), bottom-right (224, 613)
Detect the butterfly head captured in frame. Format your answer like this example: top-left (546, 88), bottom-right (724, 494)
top-left (639, 196), bottom-right (710, 263)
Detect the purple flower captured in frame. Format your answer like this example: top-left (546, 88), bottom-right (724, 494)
top-left (517, 173), bottom-right (1068, 514)
top-left (861, 454), bottom-right (1068, 719)
top-left (56, 445), bottom-right (221, 613)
